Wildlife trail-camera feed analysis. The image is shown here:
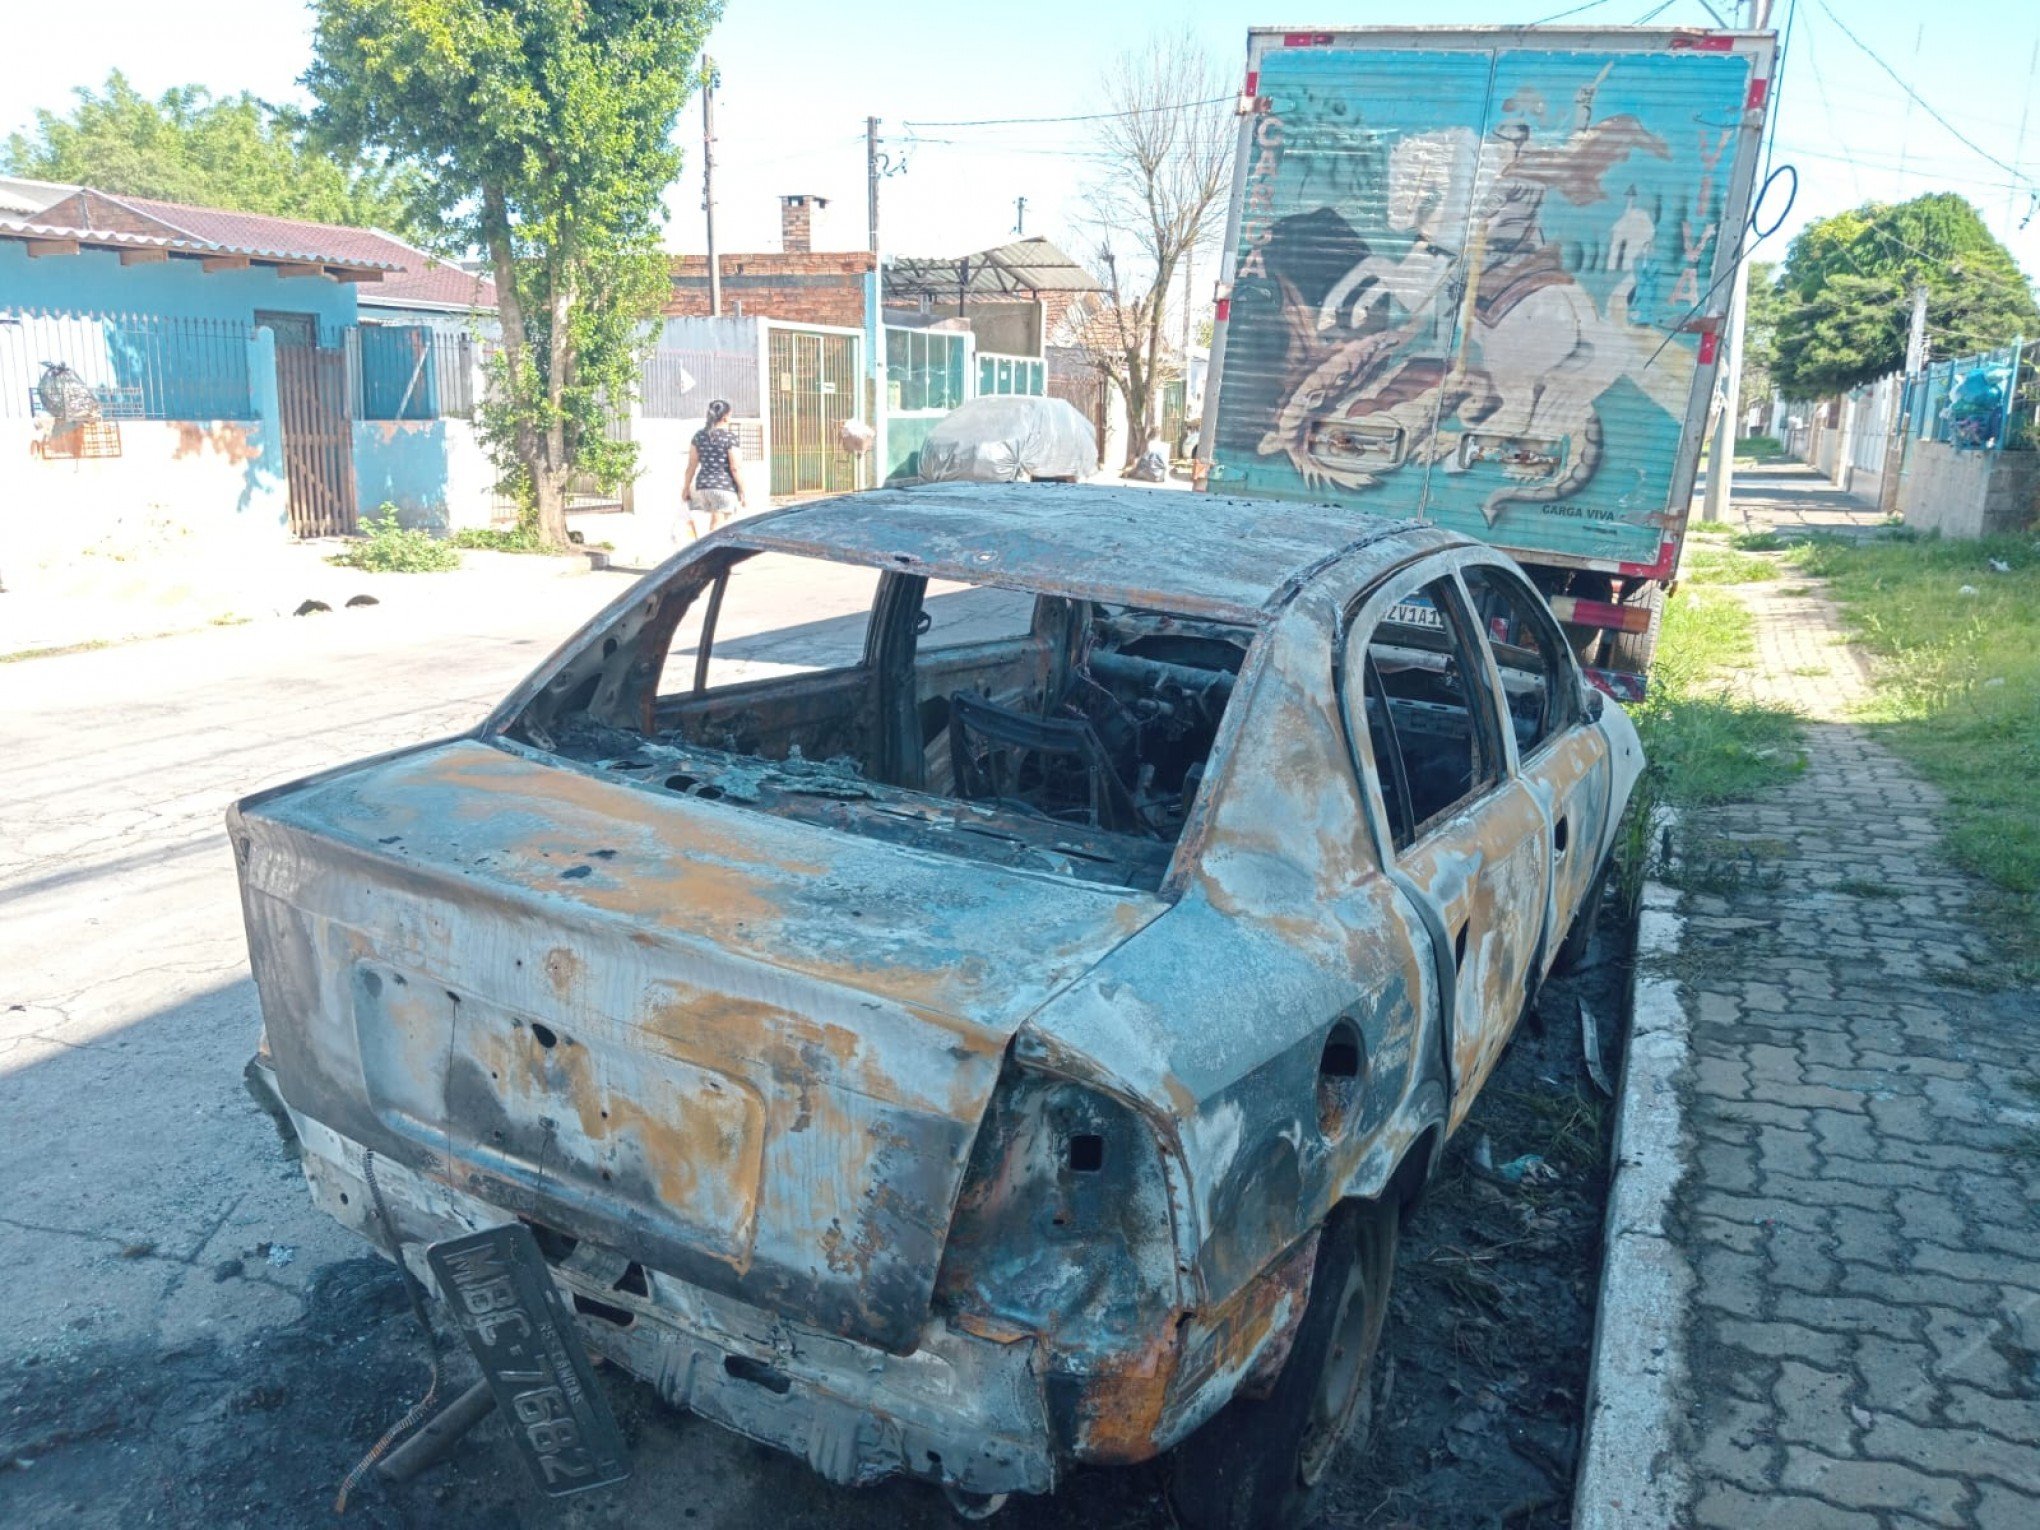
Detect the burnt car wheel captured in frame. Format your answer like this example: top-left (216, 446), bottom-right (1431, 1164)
top-left (1169, 1198), bottom-right (1399, 1530)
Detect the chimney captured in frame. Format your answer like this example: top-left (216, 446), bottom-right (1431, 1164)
top-left (780, 193), bottom-right (826, 253)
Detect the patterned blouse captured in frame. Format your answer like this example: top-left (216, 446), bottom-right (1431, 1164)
top-left (692, 427), bottom-right (739, 492)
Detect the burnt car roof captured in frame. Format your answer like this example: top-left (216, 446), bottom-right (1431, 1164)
top-left (729, 483), bottom-right (1452, 624)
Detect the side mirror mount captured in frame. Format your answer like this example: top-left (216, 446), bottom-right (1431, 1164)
top-left (1583, 684), bottom-right (1605, 723)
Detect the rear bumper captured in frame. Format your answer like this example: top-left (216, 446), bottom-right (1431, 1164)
top-left (277, 1091), bottom-right (1056, 1498)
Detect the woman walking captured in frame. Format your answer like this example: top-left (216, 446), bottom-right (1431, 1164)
top-left (682, 399), bottom-right (748, 539)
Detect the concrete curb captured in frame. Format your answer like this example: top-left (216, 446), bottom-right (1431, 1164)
top-left (1573, 871), bottom-right (1695, 1529)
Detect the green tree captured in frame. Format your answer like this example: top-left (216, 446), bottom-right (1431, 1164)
top-left (1768, 193), bottom-right (2039, 398)
top-left (1737, 260), bottom-right (1786, 424)
top-left (305, 1), bottom-right (715, 544)
top-left (2, 72), bottom-right (425, 239)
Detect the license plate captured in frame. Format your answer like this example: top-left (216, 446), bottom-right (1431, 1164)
top-left (427, 1224), bottom-right (630, 1496)
top-left (1385, 599), bottom-right (1443, 630)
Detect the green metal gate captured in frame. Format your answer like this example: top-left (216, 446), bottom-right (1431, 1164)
top-left (769, 328), bottom-right (864, 497)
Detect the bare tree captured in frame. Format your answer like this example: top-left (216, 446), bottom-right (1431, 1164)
top-left (1081, 32), bottom-right (1235, 471)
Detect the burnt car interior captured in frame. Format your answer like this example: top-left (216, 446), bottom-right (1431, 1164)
top-left (506, 547), bottom-right (1260, 892)
top-left (1358, 577), bottom-right (1505, 851)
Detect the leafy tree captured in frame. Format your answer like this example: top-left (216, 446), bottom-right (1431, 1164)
top-left (1737, 261), bottom-right (1786, 423)
top-left (1768, 193), bottom-right (2039, 398)
top-left (305, 1), bottom-right (717, 544)
top-left (2, 72), bottom-right (424, 239)
top-left (1081, 32), bottom-right (1234, 470)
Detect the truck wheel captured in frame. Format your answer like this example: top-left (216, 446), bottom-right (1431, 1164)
top-left (1169, 1199), bottom-right (1398, 1530)
top-left (1601, 581), bottom-right (1665, 676)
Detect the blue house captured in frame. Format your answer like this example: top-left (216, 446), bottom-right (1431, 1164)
top-left (0, 188), bottom-right (495, 548)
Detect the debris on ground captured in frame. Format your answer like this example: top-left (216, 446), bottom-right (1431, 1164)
top-left (0, 926), bottom-right (1630, 1530)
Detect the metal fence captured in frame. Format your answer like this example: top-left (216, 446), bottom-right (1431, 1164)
top-left (977, 351), bottom-right (1046, 398)
top-left (1906, 341), bottom-right (2031, 453)
top-left (345, 324), bottom-right (476, 421)
top-left (0, 309), bottom-right (257, 421)
top-left (641, 344), bottom-right (760, 419)
top-left (1847, 373), bottom-right (1901, 476)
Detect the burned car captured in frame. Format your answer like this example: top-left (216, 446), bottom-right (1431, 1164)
top-left (231, 484), bottom-right (1641, 1528)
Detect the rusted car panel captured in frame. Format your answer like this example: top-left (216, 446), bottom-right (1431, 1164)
top-left (231, 483), bottom-right (1641, 1512)
top-left (235, 736), bottom-right (1166, 1355)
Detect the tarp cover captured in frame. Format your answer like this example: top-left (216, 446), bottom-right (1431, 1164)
top-left (916, 396), bottom-right (1098, 483)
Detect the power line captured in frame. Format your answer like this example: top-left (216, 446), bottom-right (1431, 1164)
top-left (902, 95), bottom-right (1232, 131)
top-left (1813, 0), bottom-right (2040, 206)
top-left (1797, 7), bottom-right (1863, 201)
top-left (1529, 0), bottom-right (1618, 23)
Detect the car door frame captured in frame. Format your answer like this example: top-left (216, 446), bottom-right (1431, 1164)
top-left (1335, 548), bottom-right (1554, 1126)
top-left (1454, 554), bottom-right (1613, 980)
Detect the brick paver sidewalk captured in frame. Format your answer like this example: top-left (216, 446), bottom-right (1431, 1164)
top-left (1669, 580), bottom-right (2040, 1527)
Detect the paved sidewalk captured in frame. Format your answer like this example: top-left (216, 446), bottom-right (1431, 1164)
top-left (1669, 580), bottom-right (2040, 1528)
top-left (1697, 462), bottom-right (1888, 538)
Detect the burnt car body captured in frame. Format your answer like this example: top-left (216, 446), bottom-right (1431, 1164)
top-left (231, 484), bottom-right (1641, 1525)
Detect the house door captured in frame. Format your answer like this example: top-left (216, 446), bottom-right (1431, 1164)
top-left (274, 342), bottom-right (358, 537)
top-left (768, 328), bottom-right (862, 498)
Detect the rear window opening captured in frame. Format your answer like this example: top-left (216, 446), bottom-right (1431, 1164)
top-left (509, 547), bottom-right (1258, 891)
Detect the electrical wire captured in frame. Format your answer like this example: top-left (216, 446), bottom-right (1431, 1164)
top-left (1631, 1), bottom-right (1677, 24)
top-left (1529, 0), bottom-right (1618, 23)
top-left (1759, 0), bottom-right (1797, 182)
top-left (1812, 0), bottom-right (2040, 204)
top-left (904, 96), bottom-right (1232, 131)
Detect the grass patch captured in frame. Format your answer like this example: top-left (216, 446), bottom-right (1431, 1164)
top-left (450, 521), bottom-right (554, 554)
top-left (1638, 587), bottom-right (1805, 805)
top-left (328, 507), bottom-right (461, 573)
top-left (1732, 434), bottom-right (1787, 466)
top-left (1683, 545), bottom-right (1781, 585)
top-left (1614, 585), bottom-right (1805, 913)
top-left (1730, 529), bottom-right (1789, 552)
top-left (1784, 534), bottom-right (2040, 973)
top-left (0, 638), bottom-right (114, 664)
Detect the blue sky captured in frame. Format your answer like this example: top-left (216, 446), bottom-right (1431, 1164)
top-left (4, 0), bottom-right (2037, 282)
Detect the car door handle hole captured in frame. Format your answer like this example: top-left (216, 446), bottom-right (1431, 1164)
top-left (1555, 816), bottom-right (1570, 856)
top-left (1452, 921), bottom-right (1469, 968)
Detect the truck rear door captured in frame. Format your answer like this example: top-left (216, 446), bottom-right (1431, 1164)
top-left (1207, 28), bottom-right (1772, 573)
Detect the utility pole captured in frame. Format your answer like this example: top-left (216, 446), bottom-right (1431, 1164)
top-left (1879, 281), bottom-right (1931, 514)
top-left (1701, 256), bottom-right (1750, 523)
top-left (1013, 196), bottom-right (1027, 237)
top-left (867, 116), bottom-right (881, 254)
top-left (1904, 280), bottom-right (1930, 375)
top-left (702, 58), bottom-right (722, 317)
top-left (1700, 0), bottom-right (1772, 523)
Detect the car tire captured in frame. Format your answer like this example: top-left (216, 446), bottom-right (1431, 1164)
top-left (1168, 1198), bottom-right (1399, 1530)
top-left (1552, 859), bottom-right (1609, 975)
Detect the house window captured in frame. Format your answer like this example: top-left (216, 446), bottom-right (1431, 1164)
top-left (886, 328), bottom-right (965, 413)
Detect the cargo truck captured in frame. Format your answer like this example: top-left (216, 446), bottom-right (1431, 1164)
top-left (1199, 25), bottom-right (1778, 699)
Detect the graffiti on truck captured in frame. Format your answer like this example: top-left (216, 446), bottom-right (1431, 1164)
top-left (1216, 48), bottom-right (1752, 562)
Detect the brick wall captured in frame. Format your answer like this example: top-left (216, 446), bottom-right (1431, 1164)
top-left (665, 252), bottom-right (874, 329)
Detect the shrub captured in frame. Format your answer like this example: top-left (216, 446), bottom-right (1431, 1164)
top-left (329, 507), bottom-right (461, 572)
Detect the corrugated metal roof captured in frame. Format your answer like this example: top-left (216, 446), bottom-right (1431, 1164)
top-left (0, 177), bottom-right (77, 217)
top-left (0, 189), bottom-right (495, 308)
top-left (885, 237), bottom-right (1104, 301)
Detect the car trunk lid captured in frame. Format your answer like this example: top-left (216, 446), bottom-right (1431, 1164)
top-left (233, 738), bottom-right (1164, 1353)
